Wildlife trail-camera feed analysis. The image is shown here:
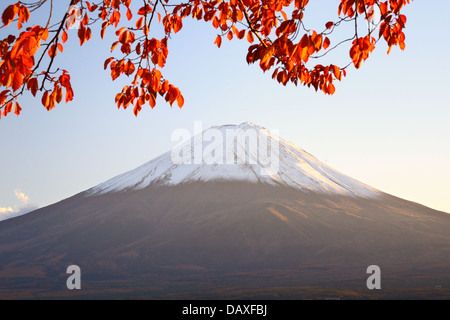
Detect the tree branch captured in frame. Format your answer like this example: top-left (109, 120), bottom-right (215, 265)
top-left (40, 0), bottom-right (76, 90)
top-left (238, 0), bottom-right (267, 48)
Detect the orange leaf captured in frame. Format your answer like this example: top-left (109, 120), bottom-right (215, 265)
top-left (86, 2), bottom-right (98, 12)
top-left (173, 16), bottom-right (183, 33)
top-left (82, 13), bottom-right (89, 26)
top-left (56, 86), bottom-right (63, 103)
top-left (214, 35), bottom-right (222, 48)
top-left (41, 91), bottom-right (49, 107)
top-left (14, 102), bottom-right (22, 116)
top-left (78, 26), bottom-right (86, 45)
top-left (39, 28), bottom-right (49, 41)
top-left (101, 23), bottom-right (108, 39)
top-left (27, 78), bottom-right (39, 96)
top-left (176, 93), bottom-right (184, 108)
top-left (11, 72), bottom-right (23, 92)
top-left (148, 92), bottom-right (156, 108)
top-left (247, 31), bottom-right (254, 43)
top-left (323, 37), bottom-right (330, 50)
top-left (332, 65), bottom-right (341, 80)
top-left (104, 57), bottom-right (114, 70)
top-left (0, 90), bottom-right (9, 105)
top-left (110, 10), bottom-right (121, 27)
top-left (126, 8), bottom-right (133, 20)
top-left (2, 5), bottom-right (18, 27)
top-left (328, 83), bottom-right (335, 95)
top-left (3, 101), bottom-right (13, 116)
top-left (161, 80), bottom-right (169, 93)
top-left (115, 26), bottom-right (127, 36)
top-left (212, 16), bottom-right (219, 29)
top-left (137, 5), bottom-right (152, 15)
top-left (111, 41), bottom-right (120, 52)
top-left (133, 103), bottom-right (142, 116)
top-left (21, 54), bottom-right (34, 69)
top-left (65, 87), bottom-right (74, 103)
top-left (136, 17), bottom-right (144, 29)
top-left (86, 27), bottom-right (92, 41)
top-left (62, 30), bottom-right (68, 43)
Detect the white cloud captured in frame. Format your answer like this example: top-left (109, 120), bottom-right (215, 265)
top-left (14, 190), bottom-right (29, 204)
top-left (0, 206), bottom-right (14, 214)
top-left (0, 190), bottom-right (39, 222)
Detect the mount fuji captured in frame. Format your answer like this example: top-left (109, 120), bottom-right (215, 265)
top-left (89, 122), bottom-right (378, 198)
top-left (0, 122), bottom-right (449, 299)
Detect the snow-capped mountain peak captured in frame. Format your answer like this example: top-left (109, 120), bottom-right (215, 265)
top-left (88, 122), bottom-right (379, 198)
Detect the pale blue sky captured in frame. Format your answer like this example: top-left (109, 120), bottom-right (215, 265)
top-left (1, 1), bottom-right (449, 215)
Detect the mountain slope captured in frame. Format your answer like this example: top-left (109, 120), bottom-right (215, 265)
top-left (0, 122), bottom-right (449, 299)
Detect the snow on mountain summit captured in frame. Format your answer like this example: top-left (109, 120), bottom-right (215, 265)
top-left (88, 122), bottom-right (379, 198)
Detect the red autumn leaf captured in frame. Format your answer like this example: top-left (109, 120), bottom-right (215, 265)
top-left (11, 72), bottom-right (23, 92)
top-left (323, 37), bottom-right (330, 50)
top-left (104, 57), bottom-right (114, 70)
top-left (111, 41), bottom-right (120, 52)
top-left (214, 35), bottom-right (222, 48)
top-left (86, 2), bottom-right (97, 12)
top-left (2, 4), bottom-right (18, 26)
top-left (27, 78), bottom-right (39, 97)
top-left (110, 10), bottom-right (121, 27)
top-left (56, 86), bottom-right (63, 103)
top-left (41, 91), bottom-right (49, 108)
top-left (136, 17), bottom-right (144, 29)
top-left (247, 31), bottom-right (254, 43)
top-left (62, 30), bottom-right (68, 43)
top-left (82, 14), bottom-right (89, 26)
top-left (328, 83), bottom-right (335, 95)
top-left (133, 102), bottom-right (142, 116)
top-left (48, 44), bottom-right (57, 58)
top-left (137, 6), bottom-right (152, 16)
top-left (78, 26), bottom-right (86, 45)
top-left (21, 54), bottom-right (34, 69)
top-left (3, 101), bottom-right (13, 116)
top-left (173, 16), bottom-right (183, 33)
top-left (14, 102), bottom-right (22, 115)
